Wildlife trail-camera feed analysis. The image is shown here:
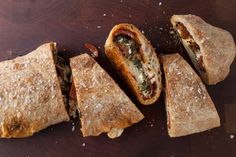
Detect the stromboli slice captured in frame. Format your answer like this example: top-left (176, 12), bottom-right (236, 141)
top-left (70, 53), bottom-right (144, 139)
top-left (0, 42), bottom-right (69, 138)
top-left (105, 23), bottom-right (162, 105)
top-left (162, 53), bottom-right (220, 137)
top-left (171, 14), bottom-right (236, 85)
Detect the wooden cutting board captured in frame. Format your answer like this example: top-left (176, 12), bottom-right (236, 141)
top-left (0, 0), bottom-right (235, 157)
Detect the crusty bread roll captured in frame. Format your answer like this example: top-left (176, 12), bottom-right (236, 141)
top-left (171, 14), bottom-right (236, 85)
top-left (70, 53), bottom-right (144, 139)
top-left (105, 23), bottom-right (162, 105)
top-left (162, 53), bottom-right (220, 137)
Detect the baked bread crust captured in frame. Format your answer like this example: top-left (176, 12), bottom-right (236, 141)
top-left (162, 53), bottom-right (220, 137)
top-left (70, 53), bottom-right (144, 138)
top-left (105, 23), bottom-right (162, 105)
top-left (171, 14), bottom-right (236, 85)
top-left (0, 42), bottom-right (69, 138)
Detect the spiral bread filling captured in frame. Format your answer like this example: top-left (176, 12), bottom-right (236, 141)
top-left (175, 22), bottom-right (206, 72)
top-left (113, 30), bottom-right (157, 99)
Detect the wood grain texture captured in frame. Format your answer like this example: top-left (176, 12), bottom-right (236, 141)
top-left (0, 0), bottom-right (235, 157)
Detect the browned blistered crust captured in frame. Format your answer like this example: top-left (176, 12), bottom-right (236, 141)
top-left (70, 54), bottom-right (144, 138)
top-left (162, 53), bottom-right (220, 137)
top-left (0, 42), bottom-right (69, 138)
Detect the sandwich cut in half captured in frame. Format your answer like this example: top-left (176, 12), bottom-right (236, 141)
top-left (171, 14), bottom-right (236, 85)
top-left (69, 53), bottom-right (144, 139)
top-left (162, 53), bottom-right (220, 137)
top-left (105, 23), bottom-right (162, 105)
top-left (0, 42), bottom-right (70, 138)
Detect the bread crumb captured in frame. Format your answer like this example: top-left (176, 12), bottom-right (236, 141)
top-left (169, 30), bottom-right (175, 34)
top-left (103, 13), bottom-right (107, 17)
top-left (97, 26), bottom-right (102, 29)
top-left (141, 30), bottom-right (145, 34)
top-left (72, 125), bottom-right (75, 132)
top-left (158, 2), bottom-right (162, 6)
top-left (230, 134), bottom-right (234, 139)
top-left (82, 143), bottom-right (86, 147)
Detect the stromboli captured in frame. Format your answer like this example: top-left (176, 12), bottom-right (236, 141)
top-left (105, 23), bottom-right (162, 105)
top-left (171, 14), bottom-right (236, 85)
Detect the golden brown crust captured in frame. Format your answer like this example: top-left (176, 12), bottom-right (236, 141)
top-left (70, 53), bottom-right (144, 138)
top-left (171, 14), bottom-right (236, 85)
top-left (162, 53), bottom-right (220, 137)
top-left (0, 42), bottom-right (69, 138)
top-left (105, 23), bottom-right (162, 105)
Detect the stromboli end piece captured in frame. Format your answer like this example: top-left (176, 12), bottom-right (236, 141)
top-left (171, 14), bottom-right (236, 85)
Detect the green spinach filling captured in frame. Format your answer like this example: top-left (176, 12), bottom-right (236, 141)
top-left (114, 34), bottom-right (153, 98)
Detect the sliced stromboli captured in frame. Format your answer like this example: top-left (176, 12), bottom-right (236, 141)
top-left (0, 43), bottom-right (69, 138)
top-left (70, 53), bottom-right (144, 139)
top-left (170, 14), bottom-right (236, 85)
top-left (105, 23), bottom-right (162, 105)
top-left (162, 53), bottom-right (220, 137)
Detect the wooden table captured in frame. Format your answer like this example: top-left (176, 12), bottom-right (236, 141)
top-left (0, 0), bottom-right (235, 157)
